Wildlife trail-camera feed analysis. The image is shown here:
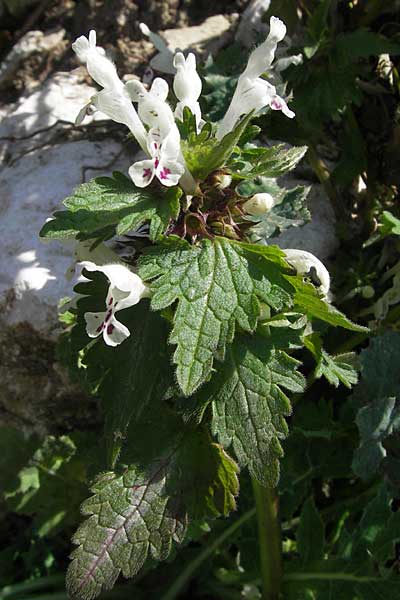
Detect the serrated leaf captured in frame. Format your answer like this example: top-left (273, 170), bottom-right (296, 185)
top-left (40, 172), bottom-right (181, 242)
top-left (182, 113), bottom-right (253, 180)
top-left (230, 144), bottom-right (307, 179)
top-left (297, 498), bottom-right (325, 564)
top-left (67, 415), bottom-right (239, 600)
top-left (305, 333), bottom-right (359, 388)
top-left (288, 276), bottom-right (368, 332)
top-left (245, 184), bottom-right (311, 241)
top-left (139, 238), bottom-right (293, 396)
top-left (204, 332), bottom-right (305, 486)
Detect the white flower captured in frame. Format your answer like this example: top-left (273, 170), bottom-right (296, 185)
top-left (65, 241), bottom-right (122, 280)
top-left (217, 16), bottom-right (295, 140)
top-left (243, 193), bottom-right (274, 216)
top-left (173, 52), bottom-right (202, 128)
top-left (81, 261), bottom-right (149, 347)
top-left (126, 77), bottom-right (197, 193)
top-left (129, 128), bottom-right (184, 187)
top-left (126, 77), bottom-right (174, 137)
top-left (72, 30), bottom-right (147, 152)
top-left (274, 54), bottom-right (303, 73)
top-left (283, 249), bottom-right (330, 298)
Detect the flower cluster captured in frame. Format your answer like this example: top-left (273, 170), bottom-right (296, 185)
top-left (70, 17), bottom-right (331, 346)
top-left (72, 17), bottom-right (294, 193)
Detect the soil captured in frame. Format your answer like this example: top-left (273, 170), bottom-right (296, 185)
top-left (0, 0), bottom-right (246, 103)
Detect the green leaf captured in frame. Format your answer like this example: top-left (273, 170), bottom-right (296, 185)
top-left (204, 331), bottom-right (305, 486)
top-left (244, 183), bottom-right (311, 241)
top-left (139, 238), bottom-right (293, 396)
top-left (3, 432), bottom-right (93, 539)
top-left (297, 498), bottom-right (325, 564)
top-left (352, 397), bottom-right (400, 481)
top-left (67, 413), bottom-right (239, 600)
top-left (335, 30), bottom-right (400, 59)
top-left (284, 484), bottom-right (400, 599)
top-left (230, 144), bottom-right (308, 179)
top-left (183, 112), bottom-right (254, 180)
top-left (380, 211), bottom-right (400, 237)
top-left (40, 172), bottom-right (181, 242)
top-left (304, 333), bottom-right (359, 388)
top-left (288, 276), bottom-right (368, 332)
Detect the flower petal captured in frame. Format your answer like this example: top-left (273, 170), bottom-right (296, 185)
top-left (150, 77), bottom-right (169, 101)
top-left (284, 249), bottom-right (330, 298)
top-left (102, 315), bottom-right (131, 346)
top-left (270, 94), bottom-right (295, 118)
top-left (80, 262), bottom-right (148, 298)
top-left (128, 159), bottom-right (155, 187)
top-left (155, 158), bottom-right (185, 186)
top-left (85, 311), bottom-right (106, 338)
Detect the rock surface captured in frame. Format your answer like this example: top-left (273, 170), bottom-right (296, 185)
top-left (271, 180), bottom-right (338, 261)
top-left (0, 71), bottom-right (132, 433)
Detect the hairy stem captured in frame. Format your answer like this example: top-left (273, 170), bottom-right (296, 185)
top-left (251, 479), bottom-right (282, 600)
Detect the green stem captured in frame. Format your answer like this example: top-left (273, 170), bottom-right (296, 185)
top-left (251, 479), bottom-right (282, 600)
top-left (161, 507), bottom-right (256, 600)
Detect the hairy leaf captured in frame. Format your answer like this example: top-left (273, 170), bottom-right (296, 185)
top-left (40, 172), bottom-right (181, 242)
top-left (243, 183), bottom-right (311, 241)
top-left (182, 113), bottom-right (253, 180)
top-left (305, 333), bottom-right (359, 388)
top-left (230, 144), bottom-right (307, 179)
top-left (288, 276), bottom-right (368, 332)
top-left (67, 414), bottom-right (239, 600)
top-left (205, 332), bottom-right (305, 486)
top-left (139, 238), bottom-right (293, 395)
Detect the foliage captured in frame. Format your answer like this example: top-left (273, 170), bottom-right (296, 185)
top-left (4, 2), bottom-right (400, 599)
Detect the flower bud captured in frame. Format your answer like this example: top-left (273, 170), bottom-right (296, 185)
top-left (361, 285), bottom-right (375, 299)
top-left (243, 193), bottom-right (274, 216)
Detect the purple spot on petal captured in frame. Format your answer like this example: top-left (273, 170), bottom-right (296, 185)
top-left (271, 98), bottom-right (282, 111)
top-left (154, 158), bottom-right (160, 169)
top-left (143, 167), bottom-right (152, 179)
top-left (105, 311), bottom-right (112, 322)
top-left (159, 167), bottom-right (171, 180)
top-left (96, 324), bottom-right (103, 333)
top-left (107, 324), bottom-right (115, 335)
top-left (108, 297), bottom-right (113, 305)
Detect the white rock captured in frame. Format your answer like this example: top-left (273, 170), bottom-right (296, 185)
top-left (141, 15), bottom-right (236, 74)
top-left (271, 181), bottom-right (338, 261)
top-left (163, 15), bottom-right (235, 54)
top-left (235, 0), bottom-right (270, 47)
top-left (0, 71), bottom-right (134, 335)
top-left (0, 29), bottom-right (66, 88)
top-left (0, 70), bottom-right (106, 162)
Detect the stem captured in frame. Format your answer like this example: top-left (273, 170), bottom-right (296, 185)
top-left (251, 479), bottom-right (282, 600)
top-left (162, 508), bottom-right (256, 600)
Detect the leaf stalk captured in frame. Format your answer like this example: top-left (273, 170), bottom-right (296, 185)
top-left (251, 478), bottom-right (282, 600)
